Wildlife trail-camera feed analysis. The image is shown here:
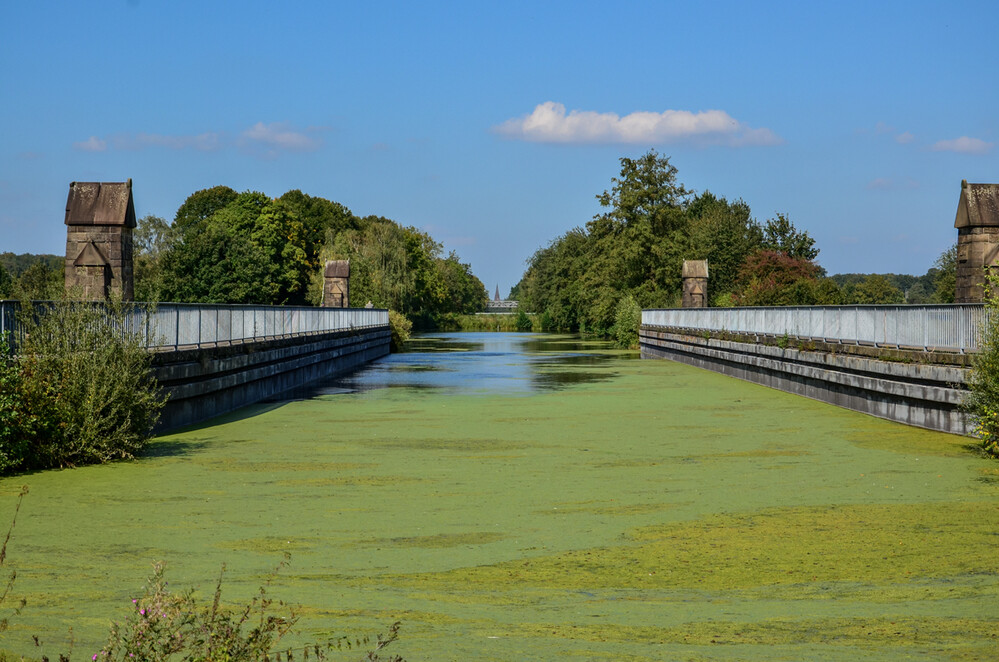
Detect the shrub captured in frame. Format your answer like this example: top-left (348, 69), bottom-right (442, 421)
top-left (0, 338), bottom-right (62, 473)
top-left (733, 249), bottom-right (823, 306)
top-left (612, 295), bottom-right (642, 349)
top-left (96, 561), bottom-right (403, 662)
top-left (967, 272), bottom-right (999, 457)
top-left (388, 310), bottom-right (412, 352)
top-left (0, 298), bottom-right (165, 473)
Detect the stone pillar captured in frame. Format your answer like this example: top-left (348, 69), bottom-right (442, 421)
top-left (64, 180), bottom-right (136, 300)
top-left (954, 180), bottom-right (999, 303)
top-left (681, 260), bottom-right (708, 308)
top-left (322, 260), bottom-right (350, 308)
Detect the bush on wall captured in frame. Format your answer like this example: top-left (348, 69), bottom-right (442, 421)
top-left (0, 298), bottom-right (165, 473)
top-left (967, 271), bottom-right (999, 457)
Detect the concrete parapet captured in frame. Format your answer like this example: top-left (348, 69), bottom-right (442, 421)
top-left (152, 326), bottom-right (390, 432)
top-left (640, 325), bottom-right (971, 435)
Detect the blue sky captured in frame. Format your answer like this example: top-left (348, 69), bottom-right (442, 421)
top-left (2, 1), bottom-right (996, 295)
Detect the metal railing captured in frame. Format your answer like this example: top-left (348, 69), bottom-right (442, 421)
top-left (0, 301), bottom-right (389, 352)
top-left (642, 304), bottom-right (989, 353)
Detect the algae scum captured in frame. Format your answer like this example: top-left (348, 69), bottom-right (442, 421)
top-left (2, 332), bottom-right (999, 660)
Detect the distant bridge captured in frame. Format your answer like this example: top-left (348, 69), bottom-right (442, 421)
top-left (484, 299), bottom-right (519, 314)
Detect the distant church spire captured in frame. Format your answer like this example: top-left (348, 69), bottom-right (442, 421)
top-left (494, 284), bottom-right (501, 302)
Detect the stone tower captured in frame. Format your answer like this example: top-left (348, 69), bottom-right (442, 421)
top-left (64, 180), bottom-right (136, 300)
top-left (322, 260), bottom-right (350, 308)
top-left (954, 180), bottom-right (999, 303)
top-left (681, 260), bottom-right (709, 308)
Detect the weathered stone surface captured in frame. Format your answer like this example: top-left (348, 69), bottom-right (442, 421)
top-left (681, 260), bottom-right (708, 308)
top-left (955, 181), bottom-right (999, 303)
top-left (64, 180), bottom-right (135, 300)
top-left (322, 260), bottom-right (350, 308)
top-left (640, 325), bottom-right (972, 435)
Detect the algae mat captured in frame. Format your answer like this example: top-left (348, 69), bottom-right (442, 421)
top-left (1, 332), bottom-right (998, 660)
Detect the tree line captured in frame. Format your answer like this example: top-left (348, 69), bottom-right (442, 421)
top-left (133, 186), bottom-right (487, 327)
top-left (0, 188), bottom-right (487, 329)
top-left (512, 150), bottom-right (957, 335)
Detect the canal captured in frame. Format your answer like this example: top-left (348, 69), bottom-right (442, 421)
top-left (1, 332), bottom-right (997, 660)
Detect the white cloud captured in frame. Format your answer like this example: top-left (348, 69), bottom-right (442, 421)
top-left (874, 121), bottom-right (894, 135)
top-left (73, 136), bottom-right (107, 152)
top-left (931, 136), bottom-right (994, 154)
top-left (240, 122), bottom-right (321, 152)
top-left (895, 131), bottom-right (914, 144)
top-left (493, 102), bottom-right (782, 146)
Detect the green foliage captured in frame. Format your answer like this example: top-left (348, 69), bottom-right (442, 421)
top-left (761, 213), bottom-right (819, 261)
top-left (0, 253), bottom-right (62, 279)
top-left (159, 184), bottom-right (488, 323)
top-left (162, 192), bottom-right (311, 305)
top-left (682, 192), bottom-right (763, 297)
top-left (967, 272), bottom-right (999, 457)
top-left (0, 266), bottom-right (11, 299)
top-left (0, 299), bottom-right (164, 473)
top-left (0, 336), bottom-right (62, 473)
top-left (849, 274), bottom-right (904, 304)
top-left (732, 250), bottom-right (826, 306)
top-left (932, 244), bottom-right (957, 304)
top-left (133, 215), bottom-right (177, 303)
top-left (830, 246), bottom-right (956, 304)
top-left (516, 151), bottom-right (789, 333)
top-left (278, 190), bottom-right (358, 269)
top-left (319, 218), bottom-right (486, 327)
top-left (449, 313), bottom-right (538, 332)
top-left (161, 218), bottom-right (273, 304)
top-left (611, 295), bottom-right (641, 348)
top-left (13, 261), bottom-right (63, 301)
top-left (388, 310), bottom-right (413, 352)
top-left (173, 186), bottom-right (239, 234)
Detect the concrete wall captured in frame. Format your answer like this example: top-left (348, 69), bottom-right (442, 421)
top-left (152, 326), bottom-right (390, 432)
top-left (640, 325), bottom-right (971, 435)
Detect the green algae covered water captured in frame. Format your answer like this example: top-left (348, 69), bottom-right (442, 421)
top-left (2, 332), bottom-right (998, 660)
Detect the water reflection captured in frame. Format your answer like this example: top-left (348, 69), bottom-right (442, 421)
top-left (278, 332), bottom-right (624, 400)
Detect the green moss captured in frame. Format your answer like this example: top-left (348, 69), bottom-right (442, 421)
top-left (514, 616), bottom-right (999, 647)
top-left (0, 337), bottom-right (995, 661)
top-left (358, 532), bottom-right (506, 548)
top-left (395, 502), bottom-right (999, 591)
